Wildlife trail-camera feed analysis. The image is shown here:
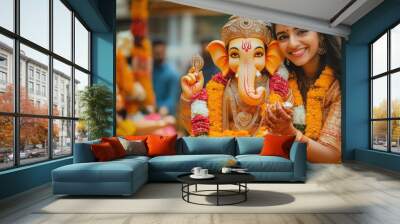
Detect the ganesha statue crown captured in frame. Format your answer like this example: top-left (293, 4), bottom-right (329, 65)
top-left (221, 16), bottom-right (272, 45)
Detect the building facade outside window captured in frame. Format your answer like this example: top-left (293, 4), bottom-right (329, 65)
top-left (370, 22), bottom-right (400, 154)
top-left (0, 54), bottom-right (7, 91)
top-left (0, 0), bottom-right (91, 170)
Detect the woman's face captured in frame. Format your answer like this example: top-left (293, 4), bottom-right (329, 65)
top-left (275, 25), bottom-right (320, 67)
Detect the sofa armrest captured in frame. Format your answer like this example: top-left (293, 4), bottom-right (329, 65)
top-left (289, 141), bottom-right (307, 181)
top-left (73, 141), bottom-right (99, 163)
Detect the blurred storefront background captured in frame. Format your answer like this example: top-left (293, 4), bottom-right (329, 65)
top-left (116, 0), bottom-right (228, 137)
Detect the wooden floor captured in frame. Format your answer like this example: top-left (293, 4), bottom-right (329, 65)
top-left (1, 162), bottom-right (400, 224)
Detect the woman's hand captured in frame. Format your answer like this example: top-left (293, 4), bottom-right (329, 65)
top-left (264, 102), bottom-right (297, 135)
top-left (180, 67), bottom-right (204, 101)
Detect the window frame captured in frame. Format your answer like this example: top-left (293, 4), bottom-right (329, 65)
top-left (0, 0), bottom-right (92, 171)
top-left (370, 20), bottom-right (400, 154)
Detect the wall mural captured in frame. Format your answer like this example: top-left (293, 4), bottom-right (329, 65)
top-left (116, 0), bottom-right (342, 163)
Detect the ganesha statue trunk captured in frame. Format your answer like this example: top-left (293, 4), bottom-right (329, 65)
top-left (237, 57), bottom-right (266, 106)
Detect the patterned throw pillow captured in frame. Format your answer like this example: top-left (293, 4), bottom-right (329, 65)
top-left (118, 137), bottom-right (147, 156)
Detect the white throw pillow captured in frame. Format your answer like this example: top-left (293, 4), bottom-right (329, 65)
top-left (118, 137), bottom-right (147, 156)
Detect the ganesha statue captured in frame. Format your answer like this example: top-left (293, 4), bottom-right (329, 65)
top-left (180, 16), bottom-right (290, 137)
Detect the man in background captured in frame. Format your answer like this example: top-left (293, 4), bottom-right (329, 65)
top-left (200, 38), bottom-right (220, 84)
top-left (152, 39), bottom-right (180, 115)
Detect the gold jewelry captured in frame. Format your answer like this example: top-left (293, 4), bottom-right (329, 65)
top-left (221, 16), bottom-right (272, 45)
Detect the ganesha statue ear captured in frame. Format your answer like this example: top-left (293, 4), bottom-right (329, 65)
top-left (206, 40), bottom-right (229, 77)
top-left (265, 40), bottom-right (284, 75)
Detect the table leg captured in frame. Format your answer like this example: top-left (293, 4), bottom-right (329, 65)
top-left (245, 183), bottom-right (247, 201)
top-left (217, 184), bottom-right (219, 206)
top-left (187, 184), bottom-right (190, 202)
top-left (195, 184), bottom-right (197, 192)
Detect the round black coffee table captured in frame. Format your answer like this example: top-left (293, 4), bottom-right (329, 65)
top-left (177, 173), bottom-right (255, 206)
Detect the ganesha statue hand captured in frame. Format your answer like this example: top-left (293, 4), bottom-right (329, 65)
top-left (180, 16), bottom-right (290, 137)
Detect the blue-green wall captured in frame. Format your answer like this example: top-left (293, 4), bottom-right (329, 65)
top-left (0, 158), bottom-right (72, 199)
top-left (0, 0), bottom-right (115, 200)
top-left (345, 0), bottom-right (400, 170)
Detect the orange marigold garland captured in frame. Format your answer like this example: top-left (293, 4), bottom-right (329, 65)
top-left (193, 65), bottom-right (291, 137)
top-left (206, 73), bottom-right (227, 136)
top-left (289, 66), bottom-right (335, 140)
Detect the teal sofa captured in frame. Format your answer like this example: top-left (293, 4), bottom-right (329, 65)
top-left (52, 137), bottom-right (306, 196)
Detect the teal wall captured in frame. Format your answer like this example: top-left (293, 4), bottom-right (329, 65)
top-left (92, 32), bottom-right (115, 135)
top-left (0, 0), bottom-right (115, 200)
top-left (345, 0), bottom-right (400, 170)
top-left (0, 158), bottom-right (72, 199)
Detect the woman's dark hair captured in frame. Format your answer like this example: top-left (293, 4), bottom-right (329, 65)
top-left (271, 24), bottom-right (342, 81)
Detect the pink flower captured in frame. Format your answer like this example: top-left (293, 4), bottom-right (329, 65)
top-left (191, 88), bottom-right (208, 102)
top-left (269, 74), bottom-right (289, 97)
top-left (191, 115), bottom-right (210, 136)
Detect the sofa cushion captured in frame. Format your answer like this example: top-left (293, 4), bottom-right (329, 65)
top-left (236, 137), bottom-right (264, 155)
top-left (260, 134), bottom-right (296, 159)
top-left (180, 137), bottom-right (235, 155)
top-left (114, 155), bottom-right (150, 164)
top-left (73, 139), bottom-right (100, 163)
top-left (118, 138), bottom-right (147, 156)
top-left (101, 137), bottom-right (127, 158)
top-left (91, 142), bottom-right (118, 161)
top-left (236, 155), bottom-right (293, 172)
top-left (147, 135), bottom-right (177, 157)
top-left (53, 159), bottom-right (147, 183)
top-left (149, 154), bottom-right (235, 172)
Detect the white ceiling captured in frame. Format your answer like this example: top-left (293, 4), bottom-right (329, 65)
top-left (227, 0), bottom-right (353, 22)
top-left (167, 0), bottom-right (384, 38)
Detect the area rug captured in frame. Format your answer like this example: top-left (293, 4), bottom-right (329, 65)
top-left (37, 183), bottom-right (362, 214)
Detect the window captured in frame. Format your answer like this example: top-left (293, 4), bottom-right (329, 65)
top-left (35, 83), bottom-right (40, 95)
top-left (28, 81), bottom-right (34, 94)
top-left (0, 0), bottom-right (14, 32)
top-left (0, 0), bottom-right (91, 170)
top-left (53, 59), bottom-right (72, 117)
top-left (0, 71), bottom-right (6, 85)
top-left (0, 35), bottom-right (13, 113)
top-left (0, 70), bottom-right (7, 93)
top-left (53, 0), bottom-right (72, 60)
top-left (74, 17), bottom-right (89, 70)
top-left (28, 67), bottom-right (34, 80)
top-left (371, 23), bottom-right (400, 154)
top-left (0, 54), bottom-right (7, 87)
top-left (35, 70), bottom-right (40, 81)
top-left (20, 0), bottom-right (49, 49)
top-left (42, 85), bottom-right (46, 97)
top-left (0, 55), bottom-right (7, 67)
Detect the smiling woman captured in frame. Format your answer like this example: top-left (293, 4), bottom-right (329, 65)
top-left (266, 24), bottom-right (342, 163)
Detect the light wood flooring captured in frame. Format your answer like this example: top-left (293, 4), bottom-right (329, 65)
top-left (0, 162), bottom-right (400, 224)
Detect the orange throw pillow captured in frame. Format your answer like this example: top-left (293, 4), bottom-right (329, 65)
top-left (146, 135), bottom-right (177, 157)
top-left (101, 137), bottom-right (126, 158)
top-left (260, 134), bottom-right (296, 159)
top-left (91, 142), bottom-right (117, 161)
top-left (125, 135), bottom-right (148, 141)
